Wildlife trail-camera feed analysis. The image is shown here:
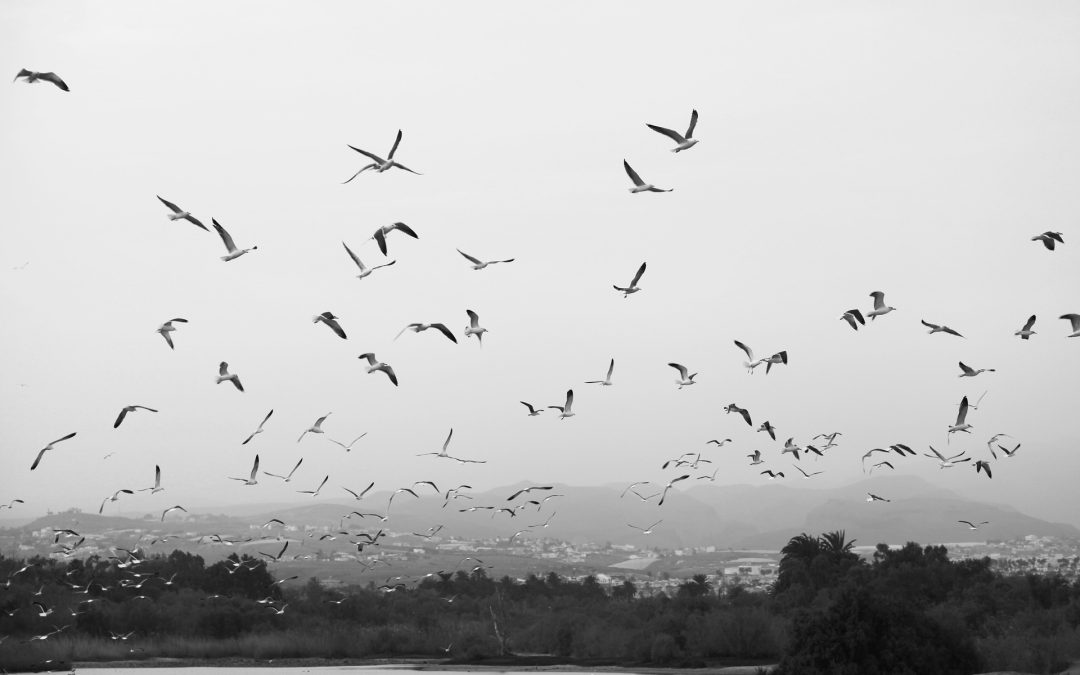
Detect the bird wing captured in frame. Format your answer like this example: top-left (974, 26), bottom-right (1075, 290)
top-left (850, 309), bottom-right (865, 325)
top-left (40, 72), bottom-right (69, 91)
top-left (211, 219), bottom-right (237, 253)
top-left (322, 317), bottom-right (347, 339)
top-left (958, 362), bottom-right (975, 376)
top-left (379, 364), bottom-right (398, 386)
top-left (342, 241), bottom-right (365, 271)
top-left (391, 222), bottom-right (419, 238)
top-left (431, 323), bottom-right (458, 342)
top-left (685, 109), bottom-right (699, 138)
top-left (646, 123), bottom-right (685, 144)
top-left (1062, 314), bottom-right (1080, 332)
top-left (668, 363), bottom-right (689, 379)
top-left (943, 327), bottom-right (964, 338)
top-left (250, 455), bottom-right (260, 480)
top-left (630, 262), bottom-right (646, 286)
top-left (157, 196), bottom-right (182, 214)
top-left (738, 408), bottom-right (752, 426)
top-left (160, 331), bottom-right (175, 349)
top-left (920, 320), bottom-right (937, 330)
top-left (458, 249), bottom-right (482, 265)
top-left (391, 162), bottom-right (422, 175)
top-left (114, 409), bottom-right (128, 428)
top-left (1023, 315), bottom-right (1036, 331)
top-left (870, 291), bottom-right (885, 309)
top-left (606, 358), bottom-right (615, 380)
top-left (521, 401), bottom-right (537, 413)
top-left (347, 145), bottom-right (385, 164)
top-left (623, 160), bottom-right (645, 186)
top-left (387, 129), bottom-right (403, 159)
top-left (466, 310), bottom-right (480, 328)
top-left (565, 389), bottom-right (574, 410)
top-left (734, 340), bottom-right (754, 361)
top-left (51, 432), bottom-right (77, 446)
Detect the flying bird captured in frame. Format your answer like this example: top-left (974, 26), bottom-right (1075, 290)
top-left (520, 401), bottom-right (544, 416)
top-left (342, 241), bottom-right (395, 279)
top-left (585, 358), bottom-right (615, 386)
top-left (921, 320), bottom-right (964, 338)
top-left (781, 438), bottom-right (802, 461)
top-left (949, 396), bottom-right (973, 436)
top-left (1014, 315), bottom-right (1037, 340)
top-left (733, 341), bottom-right (762, 373)
top-left (1061, 314), bottom-right (1080, 338)
top-left (345, 129), bottom-right (422, 180)
top-left (646, 109), bottom-right (699, 152)
top-left (507, 486), bottom-right (554, 501)
top-left (160, 505), bottom-right (187, 522)
top-left (627, 520), bottom-right (663, 534)
top-left (958, 520), bottom-right (989, 530)
top-left (371, 222), bottom-right (420, 256)
top-left (958, 361), bottom-right (995, 377)
top-left (867, 291), bottom-right (896, 319)
top-left (758, 421), bottom-right (777, 441)
top-left (357, 353), bottom-right (398, 386)
top-left (464, 310), bottom-right (487, 346)
top-left (1031, 231), bottom-right (1064, 250)
top-left (747, 451), bottom-right (764, 465)
top-left (974, 460), bottom-right (993, 478)
top-left (216, 362), bottom-right (244, 391)
top-left (139, 465), bottom-right (164, 494)
top-left (457, 249), bottom-right (514, 270)
top-left (99, 489), bottom-right (134, 514)
top-left (418, 429), bottom-right (455, 458)
top-left (549, 390), bottom-right (576, 419)
top-left (761, 470), bottom-right (785, 480)
top-left (229, 455), bottom-right (260, 485)
top-left (211, 218), bottom-right (257, 261)
top-left (998, 442), bottom-right (1021, 458)
top-left (724, 404), bottom-right (752, 426)
top-left (396, 322), bottom-right (457, 343)
top-left (242, 410), bottom-right (273, 445)
top-left (925, 445), bottom-right (970, 468)
top-left (792, 465), bottom-right (822, 479)
top-left (342, 482), bottom-right (375, 501)
top-left (658, 475), bottom-right (690, 505)
top-left (264, 458), bottom-right (302, 482)
top-left (707, 438), bottom-right (733, 446)
top-left (156, 318), bottom-right (188, 350)
top-left (156, 196), bottom-right (207, 231)
top-left (329, 434), bottom-right (368, 451)
top-left (866, 493), bottom-right (891, 503)
top-left (14, 69), bottom-right (69, 91)
top-left (840, 308), bottom-right (866, 331)
top-left (623, 160), bottom-right (671, 193)
top-left (298, 413), bottom-right (331, 443)
top-left (298, 475), bottom-right (329, 497)
top-left (614, 262), bottom-right (646, 297)
top-left (668, 363), bottom-right (697, 389)
top-left (113, 405), bottom-right (158, 429)
top-left (313, 312), bottom-right (347, 339)
top-left (30, 432), bottom-right (77, 471)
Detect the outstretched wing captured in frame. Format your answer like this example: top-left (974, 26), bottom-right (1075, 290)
top-left (347, 145), bottom-right (385, 164)
top-left (734, 340), bottom-right (754, 361)
top-left (629, 262), bottom-right (646, 287)
top-left (211, 219), bottom-right (237, 252)
top-left (387, 129), bottom-right (403, 159)
top-left (391, 222), bottom-right (419, 239)
top-left (623, 160), bottom-right (644, 186)
top-left (431, 323), bottom-right (458, 343)
top-left (646, 123), bottom-right (685, 143)
top-left (685, 109), bottom-right (699, 138)
top-left (458, 249), bottom-right (482, 265)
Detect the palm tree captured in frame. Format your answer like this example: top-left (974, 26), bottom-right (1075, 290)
top-left (819, 530), bottom-right (856, 558)
top-left (776, 532), bottom-right (821, 593)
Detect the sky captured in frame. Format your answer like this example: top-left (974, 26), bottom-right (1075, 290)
top-left (2, 1), bottom-right (1079, 527)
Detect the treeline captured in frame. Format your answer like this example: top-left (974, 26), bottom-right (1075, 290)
top-left (2, 535), bottom-right (1080, 673)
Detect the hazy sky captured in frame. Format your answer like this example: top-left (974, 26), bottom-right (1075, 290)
top-left (2, 1), bottom-right (1079, 526)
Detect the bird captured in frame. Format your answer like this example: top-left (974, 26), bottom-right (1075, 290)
top-left (747, 451), bottom-right (764, 465)
top-left (759, 351), bottom-right (789, 374)
top-left (707, 438), bottom-right (733, 446)
top-left (113, 405), bottom-right (158, 429)
top-left (211, 218), bottom-right (257, 261)
top-left (396, 322), bottom-right (457, 343)
top-left (949, 396), bottom-right (973, 436)
top-left (1014, 315), bottom-right (1037, 340)
top-left (229, 455), bottom-right (260, 485)
top-left (32, 601), bottom-right (53, 618)
top-left (139, 465), bottom-right (164, 494)
top-left (549, 390), bottom-right (576, 419)
top-left (507, 486), bottom-right (554, 501)
top-left (925, 445), bottom-right (970, 468)
top-left (627, 520), bottom-right (663, 534)
top-left (623, 160), bottom-right (671, 193)
top-left (155, 318), bottom-right (188, 350)
top-left (342, 482), bottom-right (375, 501)
top-left (668, 363), bottom-right (697, 388)
top-left (646, 109), bottom-right (699, 152)
top-left (958, 361), bottom-right (995, 377)
top-left (1061, 314), bottom-right (1080, 338)
top-left (357, 353), bottom-right (398, 386)
top-left (520, 401), bottom-right (544, 416)
top-left (298, 475), bottom-right (329, 497)
top-left (793, 465), bottom-right (822, 479)
top-left (986, 433), bottom-right (1011, 460)
top-left (14, 69), bottom-right (69, 91)
top-left (614, 262), bottom-right (647, 297)
top-left (658, 475), bottom-right (690, 505)
top-left (298, 413), bottom-right (332, 443)
top-left (457, 249), bottom-right (514, 270)
top-left (866, 493), bottom-right (891, 503)
top-left (870, 461), bottom-right (895, 474)
top-left (781, 438), bottom-right (802, 461)
top-left (840, 308), bottom-right (866, 331)
top-left (259, 541), bottom-right (290, 562)
top-left (0, 499), bottom-right (24, 509)
top-left (697, 468), bottom-right (720, 482)
top-left (867, 291), bottom-right (896, 319)
top-left (760, 470), bottom-right (785, 480)
top-left (342, 241), bottom-right (395, 279)
top-left (371, 222), bottom-right (420, 256)
top-left (921, 320), bottom-right (964, 338)
top-left (975, 460), bottom-right (993, 478)
top-left (733, 341), bottom-right (762, 373)
top-left (160, 505), bottom-right (187, 522)
top-left (264, 458), bottom-right (302, 481)
top-left (345, 129), bottom-right (422, 180)
top-left (242, 410), bottom-right (273, 445)
top-left (417, 429), bottom-right (455, 458)
top-left (156, 196), bottom-right (207, 231)
top-left (215, 362), bottom-right (244, 391)
top-left (724, 404), bottom-right (752, 426)
top-left (1031, 231), bottom-right (1064, 250)
top-left (464, 310), bottom-right (487, 346)
top-left (30, 432), bottom-right (77, 471)
top-left (999, 443), bottom-right (1021, 458)
top-left (313, 311), bottom-right (347, 339)
top-left (329, 434), bottom-right (368, 451)
top-left (99, 489), bottom-right (134, 514)
top-left (958, 520), bottom-right (989, 530)
top-left (585, 358), bottom-right (615, 386)
top-left (758, 421), bottom-right (777, 441)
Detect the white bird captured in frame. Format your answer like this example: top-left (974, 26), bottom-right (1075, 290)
top-left (758, 421), bottom-right (777, 441)
top-left (298, 413), bottom-right (331, 443)
top-left (758, 351), bottom-right (789, 374)
top-left (139, 465), bottom-right (164, 494)
top-left (668, 363), bottom-right (697, 388)
top-left (371, 222), bottom-right (420, 256)
top-left (658, 475), bottom-right (690, 505)
top-left (313, 311), bottom-right (347, 339)
top-left (867, 291), bottom-right (895, 319)
top-left (925, 445), bottom-right (970, 468)
top-left (733, 341), bottom-right (762, 373)
top-left (342, 482), bottom-right (375, 501)
top-left (585, 358), bottom-right (615, 386)
top-left (781, 438), bottom-right (802, 461)
top-left (646, 109), bottom-right (699, 152)
top-left (156, 318), bottom-right (188, 350)
top-left (623, 160), bottom-right (671, 193)
top-left (1031, 231), bottom-right (1064, 250)
top-left (215, 362), bottom-right (244, 392)
top-left (457, 249), bottom-right (514, 270)
top-left (840, 308), bottom-right (866, 331)
top-left (958, 361), bottom-right (995, 378)
top-left (627, 520), bottom-right (663, 534)
top-left (986, 433), bottom-right (1011, 460)
top-left (229, 455), bottom-right (260, 485)
top-left (1061, 314), bottom-right (1080, 338)
top-left (761, 470), bottom-right (785, 480)
top-left (329, 434), bottom-right (369, 451)
top-left (344, 129), bottom-right (422, 180)
top-left (113, 405), bottom-right (158, 429)
top-left (998, 442), bottom-right (1021, 458)
top-left (613, 262), bottom-right (646, 297)
top-left (921, 320), bottom-right (965, 338)
top-left (264, 458), bottom-right (303, 482)
top-left (724, 404), bottom-right (752, 426)
top-left (156, 196), bottom-right (207, 231)
top-left (396, 322), bottom-right (457, 343)
top-left (1014, 315), bottom-right (1037, 340)
top-left (242, 410), bottom-right (273, 445)
top-left (417, 429), bottom-right (455, 458)
top-left (14, 69), bottom-right (69, 91)
top-left (520, 401), bottom-right (544, 416)
top-left (30, 432), bottom-right (77, 471)
top-left (342, 241), bottom-right (395, 279)
top-left (298, 475), bottom-right (329, 497)
top-left (707, 438), bottom-right (733, 446)
top-left (160, 505), bottom-right (187, 522)
top-left (975, 460), bottom-right (993, 479)
top-left (357, 353), bottom-right (399, 386)
top-left (949, 396), bottom-right (973, 436)
top-left (958, 520), bottom-right (989, 530)
top-left (464, 310), bottom-right (487, 346)
top-left (548, 389), bottom-right (576, 419)
top-left (211, 218), bottom-right (257, 261)
top-left (866, 493), bottom-right (891, 503)
top-left (793, 465), bottom-right (822, 479)
top-left (99, 489), bottom-right (134, 514)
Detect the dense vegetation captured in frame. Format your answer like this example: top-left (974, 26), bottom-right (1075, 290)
top-left (2, 533), bottom-right (1080, 673)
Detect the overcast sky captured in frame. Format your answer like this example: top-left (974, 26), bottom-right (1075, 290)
top-left (2, 1), bottom-right (1079, 526)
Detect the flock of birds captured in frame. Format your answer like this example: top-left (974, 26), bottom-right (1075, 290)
top-left (6, 67), bottom-right (1079, 632)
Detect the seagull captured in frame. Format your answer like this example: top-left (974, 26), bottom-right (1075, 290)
top-left (160, 505), bottom-right (187, 522)
top-left (457, 249), bottom-right (514, 270)
top-left (958, 361), bottom-right (995, 377)
top-left (697, 468), bottom-right (720, 481)
top-left (1031, 231), bottom-right (1064, 250)
top-left (14, 69), bottom-right (69, 91)
top-left (925, 445), bottom-right (970, 468)
top-left (747, 450), bottom-right (764, 465)
top-left (259, 540), bottom-right (290, 562)
top-left (761, 470), bottom-right (785, 480)
top-left (646, 109), bottom-right (699, 152)
top-left (781, 438), bottom-right (802, 461)
top-left (32, 601), bottom-right (53, 618)
top-left (229, 455), bottom-right (260, 485)
top-left (974, 460), bottom-right (993, 479)
top-left (585, 358), bottom-right (615, 386)
top-left (986, 433), bottom-right (1011, 460)
top-left (707, 438), bottom-right (733, 447)
top-left (620, 481), bottom-right (653, 498)
top-left (869, 461), bottom-right (895, 474)
top-left (0, 499), bottom-right (24, 509)
top-left (329, 434), bottom-right (368, 451)
top-left (1061, 314), bottom-right (1080, 338)
top-left (113, 405), bottom-right (158, 429)
top-left (724, 404), bottom-right (752, 426)
top-left (507, 486), bottom-right (554, 501)
top-left (866, 493), bottom-right (890, 503)
top-left (298, 475), bottom-right (329, 497)
top-left (549, 390), bottom-right (576, 419)
top-left (733, 341), bottom-right (762, 373)
top-left (242, 410), bottom-right (273, 445)
top-left (313, 311), bottom-right (347, 339)
top-left (464, 310), bottom-right (487, 346)
top-left (417, 429), bottom-right (455, 458)
top-left (792, 465), bottom-right (822, 479)
top-left (921, 320), bottom-right (965, 338)
top-left (342, 482), bottom-right (375, 501)
top-left (215, 362), bottom-right (244, 391)
top-left (156, 196), bottom-right (207, 231)
top-left (138, 465), bottom-right (164, 494)
top-left (867, 291), bottom-right (896, 319)
top-left (1014, 315), bottom-right (1037, 340)
top-left (371, 222), bottom-right (420, 256)
top-left (345, 129), bottom-right (422, 180)
top-left (357, 353), bottom-right (398, 386)
top-left (949, 396), bottom-right (973, 436)
top-left (520, 401), bottom-right (544, 416)
top-left (758, 421), bottom-right (777, 441)
top-left (668, 363), bottom-right (697, 388)
top-left (628, 520), bottom-right (663, 534)
top-left (156, 318), bottom-right (188, 350)
top-left (623, 160), bottom-right (671, 193)
top-left (342, 241), bottom-right (395, 279)
top-left (759, 351), bottom-right (789, 374)
top-left (211, 218), bottom-right (257, 261)
top-left (298, 413), bottom-right (332, 443)
top-left (99, 489), bottom-right (134, 514)
top-left (658, 475), bottom-right (690, 505)
top-left (613, 262), bottom-right (646, 297)
top-left (840, 308), bottom-right (866, 331)
top-left (999, 442), bottom-right (1021, 458)
top-left (30, 432), bottom-right (77, 471)
top-left (396, 322), bottom-right (457, 343)
top-left (958, 520), bottom-right (989, 530)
